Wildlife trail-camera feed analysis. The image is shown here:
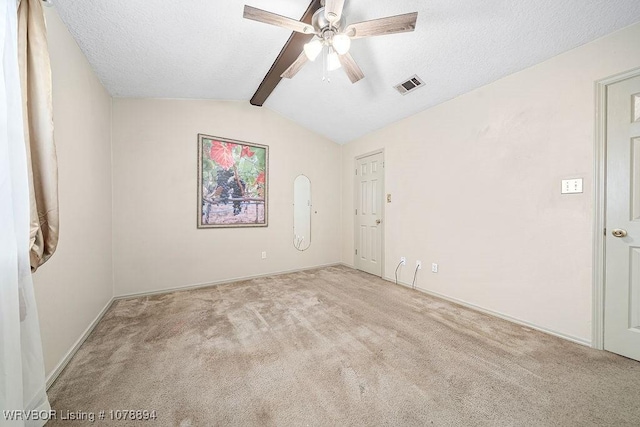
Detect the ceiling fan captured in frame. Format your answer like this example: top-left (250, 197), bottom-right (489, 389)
top-left (243, 0), bottom-right (418, 84)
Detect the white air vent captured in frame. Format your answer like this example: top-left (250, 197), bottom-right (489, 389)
top-left (394, 75), bottom-right (425, 95)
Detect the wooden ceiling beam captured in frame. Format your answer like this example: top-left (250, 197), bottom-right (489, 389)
top-left (249, 0), bottom-right (322, 107)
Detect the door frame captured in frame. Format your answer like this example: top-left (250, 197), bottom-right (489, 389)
top-left (354, 149), bottom-right (385, 278)
top-left (593, 67), bottom-right (640, 349)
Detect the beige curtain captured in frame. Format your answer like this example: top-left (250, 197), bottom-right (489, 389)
top-left (17, 0), bottom-right (58, 271)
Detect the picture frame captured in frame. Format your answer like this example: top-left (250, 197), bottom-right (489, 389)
top-left (197, 134), bottom-right (268, 228)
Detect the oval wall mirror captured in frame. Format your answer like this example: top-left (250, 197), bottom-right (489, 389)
top-left (293, 175), bottom-right (311, 251)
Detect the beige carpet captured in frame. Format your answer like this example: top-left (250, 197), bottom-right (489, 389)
top-left (47, 266), bottom-right (640, 426)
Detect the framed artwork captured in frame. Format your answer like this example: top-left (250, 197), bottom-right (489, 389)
top-left (197, 134), bottom-right (268, 228)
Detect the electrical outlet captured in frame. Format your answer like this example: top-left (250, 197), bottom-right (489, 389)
top-left (400, 257), bottom-right (406, 265)
top-left (261, 251), bottom-right (267, 259)
top-left (416, 260), bottom-right (422, 270)
top-left (432, 263), bottom-right (438, 273)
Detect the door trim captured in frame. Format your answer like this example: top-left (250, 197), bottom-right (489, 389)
top-left (354, 149), bottom-right (385, 278)
top-left (593, 67), bottom-right (640, 350)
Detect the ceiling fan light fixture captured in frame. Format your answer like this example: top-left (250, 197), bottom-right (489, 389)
top-left (327, 50), bottom-right (342, 71)
top-left (332, 34), bottom-right (351, 55)
top-left (304, 39), bottom-right (323, 61)
top-left (243, 2), bottom-right (418, 88)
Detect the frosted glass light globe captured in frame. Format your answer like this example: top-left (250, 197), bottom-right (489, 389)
top-left (327, 51), bottom-right (341, 71)
top-left (332, 34), bottom-right (351, 55)
top-left (303, 39), bottom-right (323, 61)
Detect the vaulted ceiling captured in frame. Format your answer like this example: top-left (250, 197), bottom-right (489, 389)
top-left (54, 0), bottom-right (640, 143)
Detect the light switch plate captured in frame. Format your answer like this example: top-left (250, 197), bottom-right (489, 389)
top-left (561, 179), bottom-right (583, 194)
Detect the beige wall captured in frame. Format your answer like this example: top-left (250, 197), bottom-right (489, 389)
top-left (341, 23), bottom-right (640, 344)
top-left (111, 99), bottom-right (341, 296)
top-left (33, 8), bottom-right (114, 376)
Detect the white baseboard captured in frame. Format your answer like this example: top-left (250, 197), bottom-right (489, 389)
top-left (46, 297), bottom-right (115, 389)
top-left (338, 263), bottom-right (590, 345)
top-left (381, 274), bottom-right (591, 347)
top-left (114, 262), bottom-right (343, 300)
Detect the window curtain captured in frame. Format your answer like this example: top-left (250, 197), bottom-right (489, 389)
top-left (17, 0), bottom-right (58, 272)
top-left (1, 0), bottom-right (51, 425)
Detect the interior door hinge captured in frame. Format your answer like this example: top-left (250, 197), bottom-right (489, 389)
top-left (355, 169), bottom-right (358, 175)
top-left (355, 249), bottom-right (358, 255)
top-left (604, 228), bottom-right (607, 236)
top-left (383, 161), bottom-right (385, 167)
top-left (355, 209), bottom-right (357, 215)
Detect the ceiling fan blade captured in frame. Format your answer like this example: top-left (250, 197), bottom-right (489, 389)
top-left (324, 0), bottom-right (345, 22)
top-left (244, 5), bottom-right (316, 34)
top-left (338, 53), bottom-right (364, 83)
top-left (281, 51), bottom-right (309, 79)
top-left (345, 12), bottom-right (418, 39)
top-left (250, 0), bottom-right (321, 106)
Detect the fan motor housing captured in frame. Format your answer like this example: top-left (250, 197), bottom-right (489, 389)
top-left (312, 8), bottom-right (346, 33)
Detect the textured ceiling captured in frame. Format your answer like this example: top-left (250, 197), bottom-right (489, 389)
top-left (53, 0), bottom-right (640, 144)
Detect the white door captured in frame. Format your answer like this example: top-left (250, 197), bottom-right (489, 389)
top-left (605, 75), bottom-right (640, 361)
top-left (354, 152), bottom-right (384, 276)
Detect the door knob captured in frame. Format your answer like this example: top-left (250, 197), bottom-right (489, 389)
top-left (376, 219), bottom-right (381, 225)
top-left (612, 229), bottom-right (628, 238)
